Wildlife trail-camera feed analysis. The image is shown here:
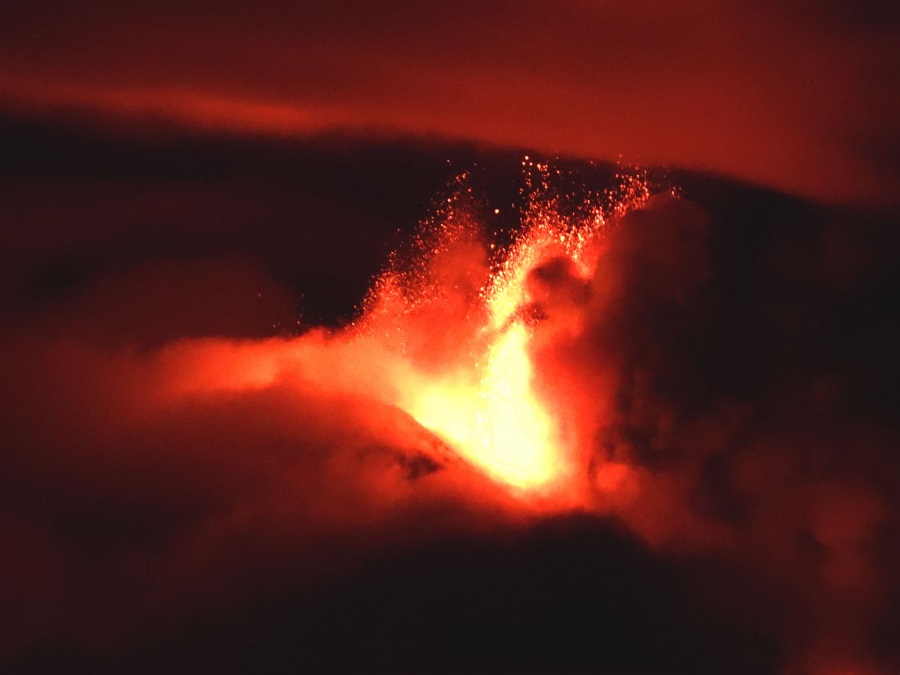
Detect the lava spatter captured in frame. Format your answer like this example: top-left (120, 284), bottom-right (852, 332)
top-left (359, 163), bottom-right (650, 496)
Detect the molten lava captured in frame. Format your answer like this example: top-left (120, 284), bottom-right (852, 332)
top-left (357, 163), bottom-right (651, 496)
top-left (407, 320), bottom-right (558, 490)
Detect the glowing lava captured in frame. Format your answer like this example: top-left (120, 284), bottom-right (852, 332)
top-left (361, 163), bottom-right (651, 495)
top-left (407, 321), bottom-right (558, 490)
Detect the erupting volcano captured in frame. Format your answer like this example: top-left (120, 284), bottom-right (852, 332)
top-left (1, 131), bottom-right (896, 675)
top-left (1, 0), bottom-right (897, 669)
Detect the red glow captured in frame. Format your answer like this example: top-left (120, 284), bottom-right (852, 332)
top-left (149, 164), bottom-right (649, 503)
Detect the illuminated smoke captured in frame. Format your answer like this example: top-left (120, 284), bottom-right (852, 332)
top-left (130, 162), bottom-right (653, 500)
top-left (0, 159), bottom-right (893, 674)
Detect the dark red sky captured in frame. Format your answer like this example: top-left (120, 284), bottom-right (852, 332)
top-left (1, 0), bottom-right (898, 205)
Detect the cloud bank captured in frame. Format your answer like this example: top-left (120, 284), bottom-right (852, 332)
top-left (1, 0), bottom-right (898, 204)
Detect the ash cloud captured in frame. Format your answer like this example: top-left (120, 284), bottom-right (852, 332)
top-left (531, 193), bottom-right (900, 673)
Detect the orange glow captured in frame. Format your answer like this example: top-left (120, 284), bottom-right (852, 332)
top-left (405, 321), bottom-right (559, 490)
top-left (357, 164), bottom-right (650, 496)
top-left (136, 166), bottom-right (650, 500)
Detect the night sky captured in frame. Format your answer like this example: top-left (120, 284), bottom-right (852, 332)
top-left (1, 3), bottom-right (898, 674)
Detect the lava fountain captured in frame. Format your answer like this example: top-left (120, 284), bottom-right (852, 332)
top-left (355, 162), bottom-right (651, 497)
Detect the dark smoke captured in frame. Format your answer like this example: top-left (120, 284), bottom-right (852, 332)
top-left (533, 193), bottom-right (900, 673)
